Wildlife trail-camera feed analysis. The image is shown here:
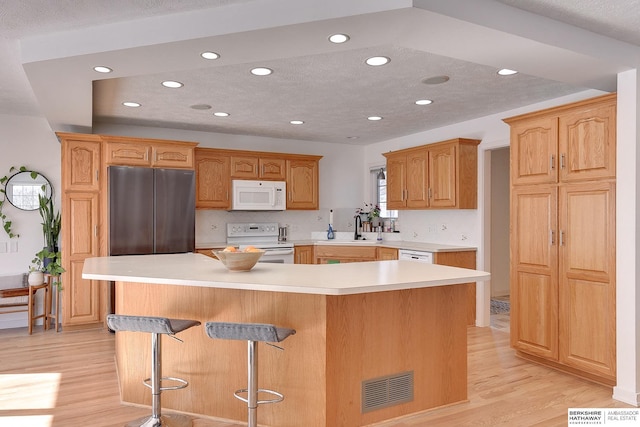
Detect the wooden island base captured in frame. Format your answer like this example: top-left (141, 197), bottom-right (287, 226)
top-left (114, 281), bottom-right (468, 427)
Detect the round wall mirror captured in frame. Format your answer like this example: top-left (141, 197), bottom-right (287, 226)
top-left (4, 171), bottom-right (52, 211)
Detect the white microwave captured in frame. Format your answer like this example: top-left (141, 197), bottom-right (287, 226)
top-left (231, 180), bottom-right (286, 211)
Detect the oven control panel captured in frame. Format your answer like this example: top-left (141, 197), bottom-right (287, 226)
top-left (227, 222), bottom-right (279, 238)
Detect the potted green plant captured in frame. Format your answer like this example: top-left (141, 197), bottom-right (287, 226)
top-left (38, 193), bottom-right (61, 251)
top-left (29, 248), bottom-right (65, 289)
top-left (28, 254), bottom-right (45, 285)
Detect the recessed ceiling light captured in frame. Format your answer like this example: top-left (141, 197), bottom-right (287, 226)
top-left (190, 104), bottom-right (212, 110)
top-left (250, 67), bottom-right (273, 76)
top-left (497, 68), bottom-right (518, 76)
top-left (365, 56), bottom-right (390, 66)
top-left (93, 66), bottom-right (112, 73)
top-left (290, 120), bottom-right (304, 125)
top-left (328, 33), bottom-right (350, 44)
top-left (415, 99), bottom-right (433, 105)
top-left (367, 116), bottom-right (383, 121)
top-left (422, 75), bottom-right (450, 85)
top-left (162, 80), bottom-right (183, 88)
top-left (122, 101), bottom-right (140, 107)
top-left (213, 112), bottom-right (229, 117)
top-left (201, 51), bottom-right (220, 60)
top-left (347, 136), bottom-right (359, 139)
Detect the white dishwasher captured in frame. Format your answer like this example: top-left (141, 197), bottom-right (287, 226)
top-left (398, 249), bottom-right (434, 263)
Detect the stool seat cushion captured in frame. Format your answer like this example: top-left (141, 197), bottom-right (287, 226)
top-left (107, 314), bottom-right (200, 335)
top-left (205, 322), bottom-right (295, 343)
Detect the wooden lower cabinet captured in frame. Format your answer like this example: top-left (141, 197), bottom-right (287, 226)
top-left (377, 247), bottom-right (398, 260)
top-left (510, 182), bottom-right (616, 384)
top-left (315, 245), bottom-right (377, 264)
top-left (61, 191), bottom-right (102, 327)
top-left (433, 251), bottom-right (476, 326)
top-left (294, 245), bottom-right (315, 264)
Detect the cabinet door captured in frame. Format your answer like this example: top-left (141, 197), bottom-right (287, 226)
top-left (230, 156), bottom-right (258, 179)
top-left (385, 154), bottom-right (407, 209)
top-left (62, 192), bottom-right (101, 326)
top-left (558, 182), bottom-right (615, 380)
top-left (434, 251), bottom-right (476, 325)
top-left (406, 149), bottom-right (429, 208)
top-left (428, 144), bottom-right (456, 208)
top-left (286, 159), bottom-right (318, 210)
top-left (152, 144), bottom-right (194, 168)
top-left (62, 138), bottom-right (101, 192)
top-left (260, 158), bottom-right (286, 180)
top-left (510, 117), bottom-right (559, 185)
top-left (510, 185), bottom-right (559, 359)
top-left (559, 102), bottom-right (616, 182)
top-left (294, 245), bottom-right (315, 264)
top-left (105, 142), bottom-right (152, 166)
top-left (377, 247), bottom-right (398, 260)
top-left (195, 152), bottom-right (230, 209)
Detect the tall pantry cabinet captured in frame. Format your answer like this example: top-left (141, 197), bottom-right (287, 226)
top-left (504, 93), bottom-right (616, 384)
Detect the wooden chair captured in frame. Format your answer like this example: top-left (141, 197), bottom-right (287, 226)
top-left (0, 281), bottom-right (50, 334)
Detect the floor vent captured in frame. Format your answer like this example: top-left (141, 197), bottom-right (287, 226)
top-left (361, 371), bottom-right (414, 413)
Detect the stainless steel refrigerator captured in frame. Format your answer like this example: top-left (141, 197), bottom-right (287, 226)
top-left (108, 166), bottom-right (195, 256)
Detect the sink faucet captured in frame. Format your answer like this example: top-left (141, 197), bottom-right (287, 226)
top-left (354, 215), bottom-right (362, 240)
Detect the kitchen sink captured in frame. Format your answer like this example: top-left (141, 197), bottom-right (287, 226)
top-left (315, 240), bottom-right (380, 246)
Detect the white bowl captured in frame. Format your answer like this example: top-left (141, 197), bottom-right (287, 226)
top-left (213, 250), bottom-right (265, 272)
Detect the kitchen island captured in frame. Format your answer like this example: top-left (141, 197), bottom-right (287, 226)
top-left (83, 253), bottom-right (490, 427)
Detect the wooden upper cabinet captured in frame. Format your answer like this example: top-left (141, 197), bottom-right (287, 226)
top-left (385, 153), bottom-right (407, 209)
top-left (384, 138), bottom-right (479, 210)
top-left (230, 156), bottom-right (286, 180)
top-left (152, 143), bottom-right (194, 168)
top-left (58, 133), bottom-right (101, 192)
top-left (103, 136), bottom-right (196, 169)
top-left (105, 142), bottom-right (151, 166)
top-left (559, 101), bottom-right (616, 182)
top-left (505, 93), bottom-right (615, 186)
top-left (428, 143), bottom-right (457, 208)
top-left (286, 158), bottom-right (319, 210)
top-left (195, 149), bottom-right (230, 209)
top-left (508, 116), bottom-right (559, 186)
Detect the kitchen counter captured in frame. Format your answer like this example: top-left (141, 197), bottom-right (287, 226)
top-left (84, 254), bottom-right (489, 426)
top-left (83, 253), bottom-right (487, 295)
top-left (196, 239), bottom-right (476, 253)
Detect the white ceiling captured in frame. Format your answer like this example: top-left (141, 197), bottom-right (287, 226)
top-left (3, 0), bottom-right (640, 145)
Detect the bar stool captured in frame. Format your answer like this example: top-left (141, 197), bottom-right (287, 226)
top-left (205, 322), bottom-right (296, 427)
top-left (107, 314), bottom-right (201, 427)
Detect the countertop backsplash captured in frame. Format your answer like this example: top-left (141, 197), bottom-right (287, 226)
top-left (195, 208), bottom-right (478, 246)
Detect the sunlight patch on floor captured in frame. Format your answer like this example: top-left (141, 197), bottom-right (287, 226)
top-left (0, 415), bottom-right (53, 427)
top-left (0, 373), bottom-right (60, 409)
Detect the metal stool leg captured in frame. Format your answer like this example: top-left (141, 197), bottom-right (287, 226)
top-left (248, 340), bottom-right (257, 427)
top-left (126, 332), bottom-right (193, 427)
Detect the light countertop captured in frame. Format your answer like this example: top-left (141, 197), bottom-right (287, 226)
top-left (83, 253), bottom-right (489, 296)
top-left (196, 240), bottom-right (477, 253)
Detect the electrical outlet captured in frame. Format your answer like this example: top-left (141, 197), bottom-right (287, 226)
top-left (440, 224), bottom-right (448, 231)
top-left (461, 234), bottom-right (468, 241)
top-left (427, 224), bottom-right (437, 233)
top-left (210, 224), bottom-right (217, 231)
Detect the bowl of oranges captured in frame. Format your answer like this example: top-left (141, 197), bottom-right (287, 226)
top-left (213, 246), bottom-right (265, 272)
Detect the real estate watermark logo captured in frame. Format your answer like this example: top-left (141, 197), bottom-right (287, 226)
top-left (568, 408), bottom-right (639, 425)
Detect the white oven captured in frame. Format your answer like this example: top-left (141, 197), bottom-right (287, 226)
top-left (227, 222), bottom-right (294, 264)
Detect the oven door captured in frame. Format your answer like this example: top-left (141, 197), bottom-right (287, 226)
top-left (259, 248), bottom-right (294, 264)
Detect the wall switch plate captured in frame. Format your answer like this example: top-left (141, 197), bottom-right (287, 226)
top-left (0, 242), bottom-right (7, 253)
top-left (9, 241), bottom-right (18, 252)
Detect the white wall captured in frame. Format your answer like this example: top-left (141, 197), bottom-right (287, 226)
top-left (490, 147), bottom-right (510, 297)
top-left (0, 113), bottom-right (60, 328)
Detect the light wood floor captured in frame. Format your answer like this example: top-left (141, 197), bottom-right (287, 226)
top-left (0, 325), bottom-right (631, 427)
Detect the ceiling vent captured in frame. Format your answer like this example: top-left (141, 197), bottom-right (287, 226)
top-left (361, 371), bottom-right (414, 413)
